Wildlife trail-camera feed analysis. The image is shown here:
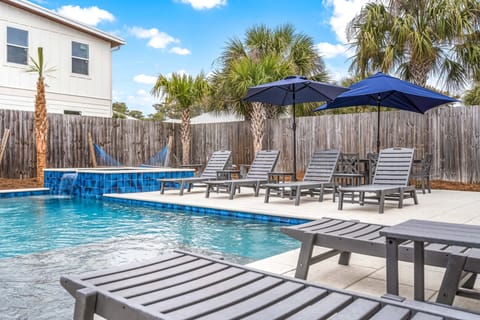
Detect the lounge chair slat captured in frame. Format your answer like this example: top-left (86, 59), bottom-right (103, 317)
top-left (193, 282), bottom-right (309, 320)
top-left (158, 276), bottom-right (284, 318)
top-left (287, 292), bottom-right (353, 320)
top-left (128, 266), bottom-right (246, 304)
top-left (368, 304), bottom-right (411, 320)
top-left (329, 298), bottom-right (380, 320)
top-left (410, 313), bottom-right (444, 320)
top-left (240, 286), bottom-right (328, 320)
top-left (88, 255), bottom-right (199, 285)
top-left (115, 263), bottom-right (232, 298)
top-left (148, 271), bottom-right (267, 311)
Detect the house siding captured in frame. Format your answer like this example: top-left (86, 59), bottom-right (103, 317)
top-left (0, 1), bottom-right (117, 117)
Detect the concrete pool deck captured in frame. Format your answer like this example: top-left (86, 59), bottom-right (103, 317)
top-left (106, 188), bottom-right (480, 312)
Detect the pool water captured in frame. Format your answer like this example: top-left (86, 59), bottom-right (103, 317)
top-left (0, 196), bottom-right (300, 320)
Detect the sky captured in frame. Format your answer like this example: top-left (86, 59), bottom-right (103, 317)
top-left (34, 0), bottom-right (371, 115)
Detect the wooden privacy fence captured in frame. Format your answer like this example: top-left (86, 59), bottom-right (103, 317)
top-left (0, 106), bottom-right (479, 183)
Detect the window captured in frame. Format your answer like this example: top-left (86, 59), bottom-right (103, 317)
top-left (64, 110), bottom-right (82, 116)
top-left (72, 41), bottom-right (89, 75)
top-left (7, 27), bottom-right (28, 65)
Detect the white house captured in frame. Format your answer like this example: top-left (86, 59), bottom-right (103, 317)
top-left (0, 0), bottom-right (124, 117)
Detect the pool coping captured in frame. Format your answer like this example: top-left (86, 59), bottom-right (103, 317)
top-left (0, 188), bottom-right (50, 198)
top-left (102, 194), bottom-right (311, 225)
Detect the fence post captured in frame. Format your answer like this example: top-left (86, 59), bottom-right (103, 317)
top-left (0, 129), bottom-right (10, 165)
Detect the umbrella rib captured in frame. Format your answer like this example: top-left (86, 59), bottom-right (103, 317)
top-left (303, 84), bottom-right (333, 101)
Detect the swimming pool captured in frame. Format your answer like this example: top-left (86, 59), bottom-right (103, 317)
top-left (0, 196), bottom-right (300, 319)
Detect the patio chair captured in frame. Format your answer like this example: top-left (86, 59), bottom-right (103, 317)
top-left (338, 147), bottom-right (418, 213)
top-left (281, 217), bottom-right (480, 305)
top-left (263, 150), bottom-right (340, 206)
top-left (204, 150), bottom-right (280, 200)
top-left (411, 153), bottom-right (433, 194)
top-left (158, 150), bottom-right (232, 195)
top-left (61, 249), bottom-right (480, 320)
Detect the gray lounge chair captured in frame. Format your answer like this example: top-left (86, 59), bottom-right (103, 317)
top-left (281, 217), bottom-right (480, 305)
top-left (205, 150), bottom-right (280, 200)
top-left (61, 249), bottom-right (480, 320)
top-left (158, 150), bottom-right (231, 195)
top-left (338, 147), bottom-right (418, 213)
top-left (263, 150), bottom-right (340, 206)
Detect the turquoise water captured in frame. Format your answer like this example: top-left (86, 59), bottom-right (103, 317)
top-left (0, 196), bottom-right (300, 320)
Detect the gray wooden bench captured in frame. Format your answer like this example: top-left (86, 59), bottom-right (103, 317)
top-left (281, 217), bottom-right (480, 305)
top-left (61, 249), bottom-right (480, 320)
top-left (338, 147), bottom-right (418, 213)
top-left (158, 150), bottom-right (232, 195)
top-left (263, 150), bottom-right (340, 206)
top-left (205, 150), bottom-right (280, 199)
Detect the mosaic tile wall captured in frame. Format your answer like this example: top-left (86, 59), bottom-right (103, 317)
top-left (44, 169), bottom-right (194, 199)
top-left (0, 189), bottom-right (49, 198)
top-left (103, 196), bottom-right (311, 225)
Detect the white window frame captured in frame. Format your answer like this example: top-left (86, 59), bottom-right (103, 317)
top-left (71, 41), bottom-right (89, 76)
top-left (6, 26), bottom-right (28, 65)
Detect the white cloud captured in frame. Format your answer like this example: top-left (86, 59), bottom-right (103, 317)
top-left (323, 0), bottom-right (370, 43)
top-left (127, 89), bottom-right (158, 113)
top-left (54, 5), bottom-right (115, 26)
top-left (169, 47), bottom-right (191, 55)
top-left (315, 42), bottom-right (348, 58)
top-left (129, 27), bottom-right (179, 49)
top-left (178, 0), bottom-right (226, 10)
top-left (133, 74), bottom-right (158, 85)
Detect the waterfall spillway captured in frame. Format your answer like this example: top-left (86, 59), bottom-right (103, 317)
top-left (58, 173), bottom-right (78, 195)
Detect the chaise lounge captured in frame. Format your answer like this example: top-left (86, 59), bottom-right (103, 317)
top-left (263, 150), bottom-right (340, 206)
top-left (204, 150), bottom-right (280, 200)
top-left (281, 217), bottom-right (480, 305)
top-left (157, 150), bottom-right (232, 195)
top-left (338, 147), bottom-right (418, 213)
top-left (61, 249), bottom-right (480, 320)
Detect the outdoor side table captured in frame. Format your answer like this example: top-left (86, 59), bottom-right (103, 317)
top-left (380, 219), bottom-right (480, 303)
top-left (268, 171), bottom-right (295, 183)
top-left (179, 163), bottom-right (203, 176)
top-left (216, 169), bottom-right (240, 180)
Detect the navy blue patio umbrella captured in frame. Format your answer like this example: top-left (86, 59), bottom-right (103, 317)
top-left (244, 75), bottom-right (348, 180)
top-left (315, 72), bottom-right (457, 153)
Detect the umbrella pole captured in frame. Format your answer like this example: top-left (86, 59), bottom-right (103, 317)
top-left (376, 101), bottom-right (381, 153)
top-left (292, 101), bottom-right (297, 181)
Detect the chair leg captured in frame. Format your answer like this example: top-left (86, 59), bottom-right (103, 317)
top-left (437, 254), bottom-right (467, 305)
top-left (160, 182), bottom-right (165, 194)
top-left (338, 190), bottom-right (343, 210)
top-left (294, 232), bottom-right (315, 280)
top-left (412, 189), bottom-right (418, 204)
top-left (179, 181), bottom-right (185, 196)
top-left (462, 273), bottom-right (477, 289)
top-left (254, 182), bottom-right (260, 197)
top-left (427, 177), bottom-right (431, 193)
top-left (74, 287), bottom-right (97, 320)
top-left (264, 186), bottom-right (271, 203)
top-left (318, 185), bottom-right (325, 202)
top-left (338, 252), bottom-right (351, 265)
top-left (295, 186), bottom-right (301, 206)
top-left (229, 183), bottom-right (236, 199)
top-left (421, 178), bottom-right (426, 194)
top-left (205, 184), bottom-right (211, 198)
top-left (398, 189), bottom-right (404, 208)
top-left (379, 190), bottom-right (385, 214)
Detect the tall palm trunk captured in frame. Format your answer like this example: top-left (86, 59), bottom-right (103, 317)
top-left (34, 75), bottom-right (48, 181)
top-left (250, 102), bottom-right (265, 152)
top-left (408, 60), bottom-right (432, 86)
top-left (181, 109), bottom-right (191, 165)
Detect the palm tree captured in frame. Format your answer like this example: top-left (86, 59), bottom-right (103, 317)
top-left (211, 24), bottom-right (329, 150)
top-left (464, 83), bottom-right (480, 105)
top-left (348, 0), bottom-right (480, 90)
top-left (151, 73), bottom-right (210, 165)
top-left (28, 47), bottom-right (53, 182)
